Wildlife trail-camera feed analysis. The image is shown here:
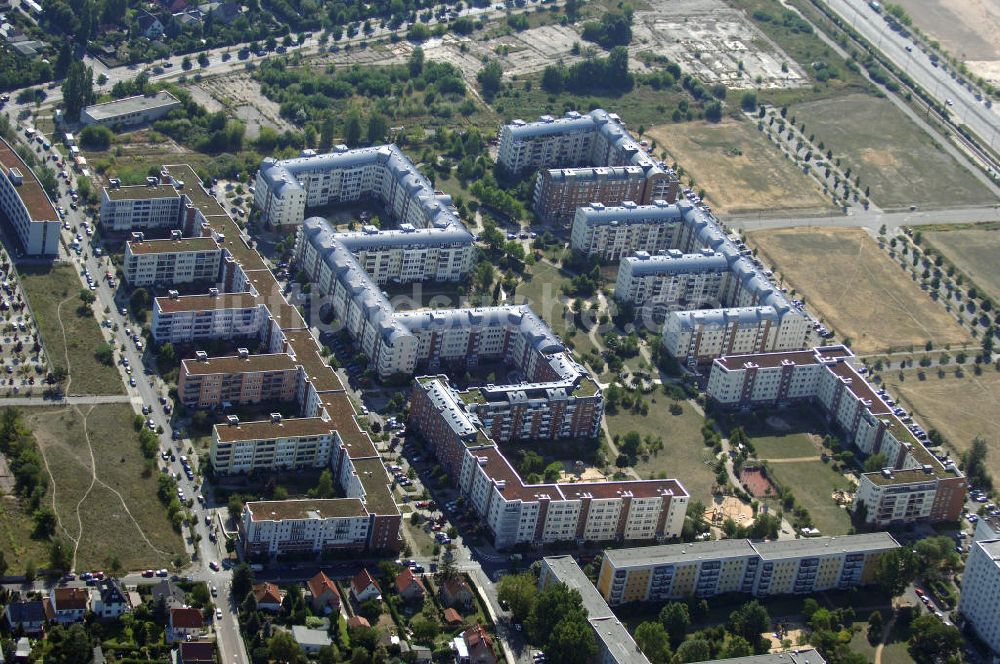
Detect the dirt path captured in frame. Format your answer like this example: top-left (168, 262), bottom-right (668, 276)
top-left (874, 611), bottom-right (898, 664)
top-left (54, 295), bottom-right (74, 395)
top-left (763, 456), bottom-right (822, 464)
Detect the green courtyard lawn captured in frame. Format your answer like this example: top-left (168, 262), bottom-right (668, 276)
top-left (750, 432), bottom-right (820, 460)
top-left (606, 397), bottom-right (715, 504)
top-left (765, 459), bottom-right (852, 536)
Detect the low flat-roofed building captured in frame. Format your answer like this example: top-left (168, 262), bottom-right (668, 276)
top-left (0, 137), bottom-right (60, 255)
top-left (82, 91), bottom-right (181, 128)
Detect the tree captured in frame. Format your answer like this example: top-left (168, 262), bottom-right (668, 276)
top-left (49, 538), bottom-right (72, 572)
top-left (0, 550), bottom-right (7, 578)
top-left (864, 452), bottom-right (888, 472)
top-left (231, 563), bottom-right (255, 602)
top-left (547, 614), bottom-right (597, 664)
top-left (705, 100), bottom-right (724, 122)
top-left (62, 61), bottom-right (94, 121)
top-left (25, 559), bottom-right (36, 582)
top-left (962, 436), bottom-right (992, 491)
top-left (914, 536), bottom-right (960, 576)
top-left (314, 469), bottom-right (335, 498)
top-left (728, 600), bottom-right (770, 646)
top-left (79, 125), bottom-right (113, 150)
top-left (33, 506), bottom-right (57, 538)
top-left (868, 610), bottom-right (884, 641)
top-left (46, 624), bottom-right (92, 664)
top-left (723, 636), bottom-right (753, 659)
top-left (477, 59), bottom-right (503, 100)
top-left (343, 111), bottom-right (363, 147)
top-left (659, 602), bottom-right (690, 648)
top-left (676, 639), bottom-right (711, 663)
top-left (908, 614), bottom-right (962, 664)
top-left (527, 583), bottom-right (585, 646)
top-left (634, 621), bottom-right (671, 663)
top-left (367, 112), bottom-right (388, 145)
top-left (740, 90), bottom-right (757, 111)
top-left (497, 572), bottom-right (537, 622)
top-left (877, 547), bottom-right (919, 597)
top-left (268, 630), bottom-right (303, 664)
top-left (408, 46), bottom-right (425, 76)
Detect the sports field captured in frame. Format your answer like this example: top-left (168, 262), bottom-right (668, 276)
top-left (883, 368), bottom-right (1000, 482)
top-left (646, 119), bottom-right (831, 215)
top-left (748, 227), bottom-right (972, 353)
top-left (791, 94), bottom-right (996, 209)
top-left (924, 225), bottom-right (1000, 304)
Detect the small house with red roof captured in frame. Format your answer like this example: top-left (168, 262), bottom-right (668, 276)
top-left (167, 607), bottom-right (205, 643)
top-left (350, 569), bottom-right (381, 603)
top-left (252, 582), bottom-right (284, 612)
top-left (306, 571), bottom-right (341, 614)
top-left (394, 568), bottom-right (426, 602)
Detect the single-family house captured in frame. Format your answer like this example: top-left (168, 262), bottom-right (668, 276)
top-left (306, 571), bottom-right (341, 614)
top-left (291, 626), bottom-right (331, 654)
top-left (4, 598), bottom-right (53, 635)
top-left (350, 569), bottom-right (381, 603)
top-left (135, 9), bottom-right (165, 39)
top-left (50, 588), bottom-right (88, 624)
top-left (91, 578), bottom-right (132, 620)
top-left (462, 624), bottom-right (497, 664)
top-left (346, 615), bottom-right (370, 631)
top-left (440, 578), bottom-right (474, 611)
top-left (252, 582), bottom-right (284, 612)
top-left (151, 580), bottom-right (187, 610)
top-left (410, 645), bottom-right (432, 664)
top-left (167, 607), bottom-right (205, 643)
top-left (395, 569), bottom-right (426, 602)
top-left (443, 608), bottom-right (464, 626)
top-left (172, 640), bottom-right (215, 664)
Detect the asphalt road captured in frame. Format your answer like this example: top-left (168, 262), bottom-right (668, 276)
top-left (728, 203), bottom-right (1000, 232)
top-left (821, 0), bottom-right (1000, 155)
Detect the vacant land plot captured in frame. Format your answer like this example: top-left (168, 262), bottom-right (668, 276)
top-left (748, 227), bottom-right (972, 353)
top-left (894, 0), bottom-right (1000, 81)
top-left (20, 264), bottom-right (125, 395)
top-left (22, 404), bottom-right (183, 571)
top-left (791, 94), bottom-right (996, 208)
top-left (648, 119), bottom-right (831, 215)
top-left (883, 368), bottom-right (1000, 481)
top-left (766, 459), bottom-right (852, 535)
top-left (924, 225), bottom-right (1000, 304)
top-left (606, 399), bottom-right (715, 503)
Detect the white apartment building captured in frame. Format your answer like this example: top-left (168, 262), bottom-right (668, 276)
top-left (960, 538), bottom-right (1000, 659)
top-left (336, 225), bottom-right (475, 285)
top-left (614, 250), bottom-right (731, 313)
top-left (0, 137), bottom-right (60, 255)
top-left (662, 306), bottom-right (796, 363)
top-left (597, 533), bottom-right (900, 605)
top-left (571, 200), bottom-right (683, 261)
top-left (707, 346), bottom-right (967, 527)
top-left (210, 415), bottom-right (336, 474)
top-left (458, 444), bottom-right (687, 550)
top-left (100, 180), bottom-right (182, 231)
top-left (123, 232), bottom-right (222, 287)
top-left (152, 291), bottom-right (267, 343)
top-left (241, 499), bottom-right (373, 557)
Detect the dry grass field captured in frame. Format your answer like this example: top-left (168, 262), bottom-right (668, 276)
top-left (748, 227), bottom-right (972, 353)
top-left (924, 226), bottom-right (1000, 305)
top-left (646, 119), bottom-right (831, 215)
top-left (883, 368), bottom-right (1000, 481)
top-left (790, 94), bottom-right (996, 209)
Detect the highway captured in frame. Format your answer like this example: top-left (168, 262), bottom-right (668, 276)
top-left (820, 0), bottom-right (1000, 158)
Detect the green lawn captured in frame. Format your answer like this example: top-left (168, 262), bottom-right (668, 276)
top-left (19, 263), bottom-right (125, 395)
top-left (751, 432), bottom-right (819, 460)
top-left (0, 498), bottom-right (51, 575)
top-left (20, 405), bottom-right (184, 571)
top-left (606, 398), bottom-right (715, 503)
top-left (848, 619), bottom-right (916, 664)
top-left (766, 459), bottom-right (852, 535)
top-left (402, 518), bottom-right (437, 558)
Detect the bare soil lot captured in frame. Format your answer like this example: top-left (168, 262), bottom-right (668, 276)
top-left (883, 367), bottom-right (1000, 482)
top-left (647, 119), bottom-right (832, 215)
top-left (791, 94), bottom-right (996, 209)
top-left (894, 0), bottom-right (1000, 80)
top-left (747, 227), bottom-right (972, 353)
top-left (923, 225), bottom-right (1000, 305)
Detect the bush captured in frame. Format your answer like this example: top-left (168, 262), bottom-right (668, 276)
top-left (79, 124), bottom-right (114, 150)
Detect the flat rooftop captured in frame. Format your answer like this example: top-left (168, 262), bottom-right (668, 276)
top-left (245, 270), bottom-right (307, 331)
top-left (350, 457), bottom-right (398, 515)
top-left (751, 532), bottom-right (899, 560)
top-left (128, 236), bottom-right (220, 255)
top-left (155, 291), bottom-right (260, 314)
top-left (0, 137), bottom-right (58, 221)
top-left (715, 345), bottom-right (853, 371)
top-left (245, 498), bottom-right (367, 521)
top-left (703, 650), bottom-right (826, 664)
top-left (182, 353), bottom-right (299, 376)
top-left (104, 183), bottom-right (179, 201)
top-left (162, 164), bottom-right (223, 212)
top-left (83, 91), bottom-right (180, 122)
top-left (320, 392), bottom-right (378, 458)
top-left (283, 330), bottom-right (343, 393)
top-left (213, 416), bottom-right (335, 443)
top-left (603, 538), bottom-right (758, 568)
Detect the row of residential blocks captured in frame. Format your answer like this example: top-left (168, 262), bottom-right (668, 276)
top-left (99, 163), bottom-right (402, 557)
top-left (541, 555), bottom-right (833, 664)
top-left (706, 345), bottom-right (967, 527)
